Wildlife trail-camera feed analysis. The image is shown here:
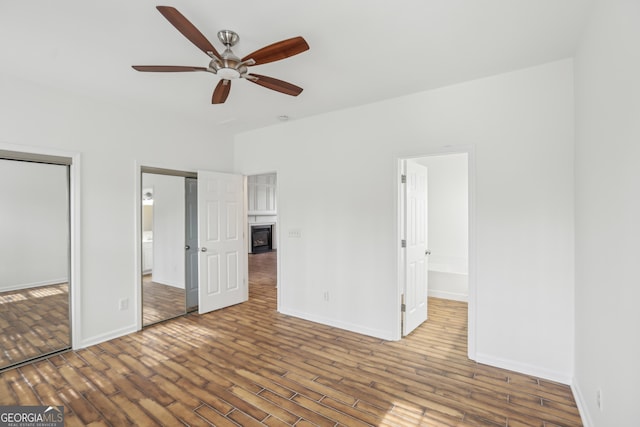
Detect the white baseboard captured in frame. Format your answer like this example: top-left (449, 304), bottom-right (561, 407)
top-left (428, 271), bottom-right (468, 302)
top-left (0, 278), bottom-right (68, 293)
top-left (152, 278), bottom-right (185, 289)
top-left (475, 352), bottom-right (572, 385)
top-left (571, 377), bottom-right (593, 427)
top-left (77, 324), bottom-right (138, 350)
top-left (279, 306), bottom-right (396, 341)
top-left (428, 289), bottom-right (468, 302)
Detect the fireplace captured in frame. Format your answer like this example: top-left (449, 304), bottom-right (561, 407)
top-left (251, 225), bottom-right (273, 253)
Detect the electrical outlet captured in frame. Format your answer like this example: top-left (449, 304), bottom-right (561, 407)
top-left (596, 389), bottom-right (603, 411)
top-left (119, 298), bottom-right (129, 311)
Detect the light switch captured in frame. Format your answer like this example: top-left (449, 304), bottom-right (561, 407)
top-left (288, 229), bottom-right (302, 238)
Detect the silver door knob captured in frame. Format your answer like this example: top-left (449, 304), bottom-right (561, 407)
top-left (200, 247), bottom-right (207, 252)
top-left (425, 250), bottom-right (431, 255)
top-left (185, 245), bottom-right (190, 250)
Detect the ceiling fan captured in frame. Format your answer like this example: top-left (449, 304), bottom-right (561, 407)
top-left (132, 6), bottom-right (309, 104)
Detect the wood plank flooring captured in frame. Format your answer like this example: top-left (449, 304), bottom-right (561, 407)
top-left (142, 275), bottom-right (187, 326)
top-left (0, 252), bottom-right (582, 426)
top-left (0, 283), bottom-right (70, 370)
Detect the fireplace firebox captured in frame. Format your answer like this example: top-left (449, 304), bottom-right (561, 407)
top-left (251, 225), bottom-right (273, 253)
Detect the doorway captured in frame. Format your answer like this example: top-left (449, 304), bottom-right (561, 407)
top-left (398, 151), bottom-right (474, 356)
top-left (247, 173), bottom-right (278, 301)
top-left (141, 169), bottom-right (197, 326)
top-left (140, 168), bottom-right (249, 325)
top-left (0, 153), bottom-right (72, 370)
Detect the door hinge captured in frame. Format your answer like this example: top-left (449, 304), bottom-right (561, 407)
top-left (401, 239), bottom-right (406, 248)
top-left (401, 174), bottom-right (406, 184)
top-left (401, 303), bottom-right (406, 312)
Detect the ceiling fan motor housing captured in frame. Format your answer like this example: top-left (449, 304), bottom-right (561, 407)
top-left (209, 30), bottom-right (247, 79)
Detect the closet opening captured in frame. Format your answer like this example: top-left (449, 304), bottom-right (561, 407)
top-left (141, 167), bottom-right (198, 327)
top-left (0, 150), bottom-right (73, 371)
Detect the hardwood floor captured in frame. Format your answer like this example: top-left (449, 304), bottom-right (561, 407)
top-left (142, 275), bottom-right (187, 326)
top-left (0, 283), bottom-right (70, 370)
top-left (0, 253), bottom-right (582, 426)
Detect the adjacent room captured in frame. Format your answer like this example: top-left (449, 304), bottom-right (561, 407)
top-left (0, 1), bottom-right (638, 426)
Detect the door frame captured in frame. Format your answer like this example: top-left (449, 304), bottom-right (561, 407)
top-left (135, 164), bottom-right (197, 330)
top-left (396, 146), bottom-right (476, 360)
top-left (0, 143), bottom-right (82, 350)
top-left (244, 170), bottom-right (280, 308)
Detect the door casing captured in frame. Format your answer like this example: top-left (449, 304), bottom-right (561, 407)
top-left (0, 143), bottom-right (81, 350)
top-left (396, 146), bottom-right (476, 360)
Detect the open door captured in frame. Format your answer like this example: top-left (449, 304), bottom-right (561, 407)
top-left (402, 160), bottom-right (429, 336)
top-left (197, 170), bottom-right (248, 314)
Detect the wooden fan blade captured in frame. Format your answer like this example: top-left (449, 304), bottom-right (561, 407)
top-left (241, 36), bottom-right (309, 66)
top-left (156, 6), bottom-right (220, 58)
top-left (212, 79), bottom-right (231, 104)
top-left (246, 74), bottom-right (303, 96)
top-left (132, 66), bottom-right (208, 72)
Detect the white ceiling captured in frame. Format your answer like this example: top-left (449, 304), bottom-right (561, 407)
top-left (0, 1), bottom-right (593, 134)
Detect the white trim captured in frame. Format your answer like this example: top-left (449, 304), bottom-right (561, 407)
top-left (151, 279), bottom-right (185, 289)
top-left (248, 210), bottom-right (277, 216)
top-left (0, 278), bottom-right (68, 293)
top-left (134, 161), bottom-right (143, 332)
top-left (79, 324), bottom-right (138, 349)
top-left (0, 142), bottom-right (81, 351)
top-left (475, 352), bottom-right (573, 385)
top-left (135, 161), bottom-right (201, 332)
top-left (428, 289), bottom-right (468, 302)
top-left (395, 145), bottom-right (476, 357)
top-left (571, 377), bottom-right (592, 427)
top-left (69, 151), bottom-right (81, 350)
top-left (279, 307), bottom-right (396, 341)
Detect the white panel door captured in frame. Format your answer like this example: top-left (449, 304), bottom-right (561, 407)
top-left (197, 171), bottom-right (247, 314)
top-left (403, 160), bottom-right (428, 336)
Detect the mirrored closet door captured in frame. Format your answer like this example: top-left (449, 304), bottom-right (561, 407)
top-left (142, 171), bottom-right (197, 326)
top-left (0, 156), bottom-right (71, 370)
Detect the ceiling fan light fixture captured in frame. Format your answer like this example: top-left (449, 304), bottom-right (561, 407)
top-left (217, 67), bottom-right (241, 79)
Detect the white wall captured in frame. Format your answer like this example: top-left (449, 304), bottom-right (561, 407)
top-left (143, 173), bottom-right (185, 288)
top-left (0, 160), bottom-right (68, 291)
top-left (0, 72), bottom-right (234, 347)
top-left (416, 154), bottom-right (468, 301)
top-left (235, 59), bottom-right (575, 382)
top-left (574, 0), bottom-right (640, 425)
